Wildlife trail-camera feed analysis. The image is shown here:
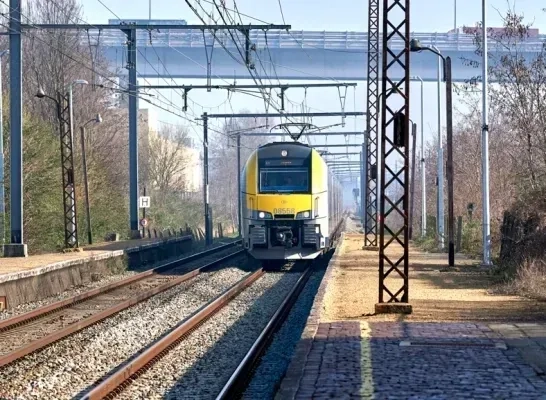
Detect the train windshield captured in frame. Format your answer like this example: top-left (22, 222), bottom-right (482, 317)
top-left (259, 168), bottom-right (309, 193)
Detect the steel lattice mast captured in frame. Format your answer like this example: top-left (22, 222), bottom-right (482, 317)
top-left (364, 0), bottom-right (380, 248)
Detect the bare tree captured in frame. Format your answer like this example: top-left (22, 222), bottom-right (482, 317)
top-left (147, 124), bottom-right (191, 194)
top-left (209, 112), bottom-right (274, 231)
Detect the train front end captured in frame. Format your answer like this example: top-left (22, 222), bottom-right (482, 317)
top-left (241, 142), bottom-right (329, 260)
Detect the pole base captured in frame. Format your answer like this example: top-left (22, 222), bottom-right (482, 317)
top-left (130, 230), bottom-right (143, 240)
top-left (375, 302), bottom-right (412, 314)
top-left (363, 246), bottom-right (380, 252)
top-left (3, 244), bottom-right (28, 258)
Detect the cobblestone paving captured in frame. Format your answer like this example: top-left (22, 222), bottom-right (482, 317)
top-left (276, 321), bottom-right (546, 400)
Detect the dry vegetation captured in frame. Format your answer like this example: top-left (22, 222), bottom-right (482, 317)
top-left (410, 9), bottom-right (546, 300)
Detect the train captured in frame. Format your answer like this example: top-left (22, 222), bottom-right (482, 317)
top-left (241, 141), bottom-right (344, 260)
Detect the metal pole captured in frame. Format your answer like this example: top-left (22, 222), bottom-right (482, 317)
top-left (362, 141), bottom-right (368, 229)
top-left (450, 0), bottom-right (457, 33)
top-left (67, 85), bottom-right (77, 246)
top-left (446, 56), bottom-right (455, 266)
top-left (9, 0), bottom-right (24, 253)
top-left (0, 51), bottom-right (7, 253)
top-left (481, 0), bottom-right (492, 265)
top-left (432, 45), bottom-right (445, 250)
top-left (125, 28), bottom-right (140, 238)
top-left (419, 77), bottom-right (426, 237)
top-left (142, 186), bottom-right (146, 237)
top-left (203, 112), bottom-right (211, 245)
top-left (80, 126), bottom-right (92, 245)
top-left (237, 133), bottom-right (242, 237)
top-left (409, 122), bottom-right (417, 239)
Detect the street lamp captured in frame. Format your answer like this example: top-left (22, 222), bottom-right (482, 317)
top-left (410, 75), bottom-right (426, 238)
top-left (410, 38), bottom-right (456, 267)
top-left (80, 114), bottom-right (102, 245)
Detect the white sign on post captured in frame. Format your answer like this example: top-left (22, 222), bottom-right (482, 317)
top-left (139, 196), bottom-right (151, 208)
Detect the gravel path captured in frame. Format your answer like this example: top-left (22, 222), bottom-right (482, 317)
top-left (0, 241), bottom-right (238, 322)
top-left (0, 263), bottom-right (251, 400)
top-left (115, 272), bottom-right (301, 400)
top-left (242, 267), bottom-right (327, 399)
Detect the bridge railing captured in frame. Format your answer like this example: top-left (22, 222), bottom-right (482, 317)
top-left (78, 29), bottom-right (545, 52)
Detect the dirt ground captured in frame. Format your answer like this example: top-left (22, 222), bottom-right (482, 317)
top-left (322, 233), bottom-right (546, 323)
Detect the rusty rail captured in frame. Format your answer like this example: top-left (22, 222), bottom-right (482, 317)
top-left (0, 248), bottom-right (245, 368)
top-left (216, 266), bottom-right (313, 400)
top-left (82, 268), bottom-right (265, 400)
top-left (0, 239), bottom-right (241, 332)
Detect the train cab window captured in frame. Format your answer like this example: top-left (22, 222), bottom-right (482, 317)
top-left (259, 168), bottom-right (310, 193)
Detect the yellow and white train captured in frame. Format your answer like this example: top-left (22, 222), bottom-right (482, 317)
top-left (241, 141), bottom-right (343, 260)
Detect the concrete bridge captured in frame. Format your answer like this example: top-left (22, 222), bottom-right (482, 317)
top-left (83, 27), bottom-right (545, 82)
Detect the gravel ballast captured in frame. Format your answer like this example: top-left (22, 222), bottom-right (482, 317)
top-left (0, 265), bottom-right (250, 400)
top-left (0, 241), bottom-right (239, 321)
top-left (242, 266), bottom-right (327, 399)
top-left (115, 272), bottom-right (301, 400)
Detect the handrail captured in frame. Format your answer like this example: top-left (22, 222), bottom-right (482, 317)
top-left (77, 30), bottom-right (545, 51)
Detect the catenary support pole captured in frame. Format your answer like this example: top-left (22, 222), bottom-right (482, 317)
top-left (8, 0), bottom-right (26, 256)
top-left (0, 50), bottom-right (7, 253)
top-left (445, 56), bottom-right (455, 266)
top-left (237, 133), bottom-right (242, 237)
top-left (433, 45), bottom-right (445, 250)
top-left (481, 0), bottom-right (491, 265)
top-left (362, 142), bottom-right (368, 228)
top-left (410, 122), bottom-right (417, 240)
top-left (412, 76), bottom-right (426, 237)
top-left (203, 112), bottom-right (212, 245)
top-left (80, 126), bottom-right (92, 245)
top-left (124, 28), bottom-right (140, 239)
top-left (67, 85), bottom-right (78, 246)
top-left (365, 0), bottom-right (380, 248)
top-left (378, 0), bottom-right (411, 308)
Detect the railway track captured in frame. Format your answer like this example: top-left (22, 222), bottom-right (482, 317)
top-left (73, 262), bottom-right (311, 400)
top-left (0, 240), bottom-right (242, 368)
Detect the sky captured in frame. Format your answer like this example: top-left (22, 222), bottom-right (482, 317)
top-left (72, 0), bottom-right (546, 185)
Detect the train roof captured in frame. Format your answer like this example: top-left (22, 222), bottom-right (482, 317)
top-left (257, 141), bottom-right (314, 159)
top-left (258, 141), bottom-right (310, 149)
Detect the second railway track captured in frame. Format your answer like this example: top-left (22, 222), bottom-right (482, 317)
top-left (0, 240), bottom-right (243, 367)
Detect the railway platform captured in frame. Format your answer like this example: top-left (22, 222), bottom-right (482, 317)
top-left (0, 234), bottom-right (197, 310)
top-left (276, 229), bottom-right (546, 399)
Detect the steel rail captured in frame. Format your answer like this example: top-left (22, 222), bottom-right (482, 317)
top-left (0, 247), bottom-right (244, 368)
top-left (216, 266), bottom-right (313, 400)
top-left (82, 268), bottom-right (266, 400)
top-left (0, 239), bottom-right (241, 332)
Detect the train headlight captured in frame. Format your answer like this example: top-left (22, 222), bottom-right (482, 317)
top-left (252, 210), bottom-right (272, 219)
top-left (296, 210), bottom-right (312, 219)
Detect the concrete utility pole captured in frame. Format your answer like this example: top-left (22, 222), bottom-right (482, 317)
top-left (445, 56), bottom-right (455, 266)
top-left (411, 75), bottom-right (426, 237)
top-left (203, 112), bottom-right (212, 246)
top-left (482, 0), bottom-right (492, 265)
top-left (409, 122), bottom-right (417, 240)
